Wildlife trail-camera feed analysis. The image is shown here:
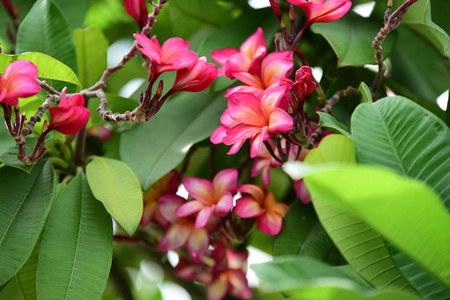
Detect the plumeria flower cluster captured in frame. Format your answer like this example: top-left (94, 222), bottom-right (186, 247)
top-left (131, 33), bottom-right (217, 121)
top-left (138, 168), bottom-right (290, 300)
top-left (0, 60), bottom-right (89, 164)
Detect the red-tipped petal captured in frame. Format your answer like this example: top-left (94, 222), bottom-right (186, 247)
top-left (211, 48), bottom-right (240, 66)
top-left (213, 168), bottom-right (238, 195)
top-left (183, 177), bottom-right (214, 204)
top-left (158, 222), bottom-right (191, 251)
top-left (256, 210), bottom-right (284, 235)
top-left (234, 197), bottom-right (265, 218)
top-left (175, 200), bottom-right (204, 217)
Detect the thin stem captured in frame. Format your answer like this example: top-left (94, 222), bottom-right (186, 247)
top-left (87, 0), bottom-right (168, 92)
top-left (290, 23), bottom-right (310, 52)
top-left (263, 140), bottom-right (283, 164)
top-left (372, 0), bottom-right (418, 94)
top-left (22, 94), bottom-right (58, 136)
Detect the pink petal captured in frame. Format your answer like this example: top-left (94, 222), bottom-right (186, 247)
top-left (186, 228), bottom-right (209, 262)
top-left (249, 126), bottom-right (269, 158)
top-left (158, 194), bottom-right (186, 223)
top-left (183, 177), bottom-right (214, 204)
top-left (214, 192), bottom-right (233, 217)
top-left (232, 72), bottom-right (263, 89)
top-left (256, 210), bottom-right (284, 235)
top-left (224, 53), bottom-right (251, 79)
top-left (268, 108), bottom-right (293, 134)
top-left (314, 0), bottom-right (352, 23)
top-left (133, 33), bottom-right (161, 63)
top-left (66, 94), bottom-right (85, 107)
top-left (224, 85), bottom-right (264, 98)
top-left (160, 38), bottom-right (198, 70)
top-left (228, 92), bottom-right (265, 126)
top-left (175, 200), bottom-right (204, 217)
top-left (210, 125), bottom-right (228, 144)
top-left (2, 60), bottom-right (38, 80)
top-left (226, 140), bottom-right (246, 155)
top-left (223, 124), bottom-right (261, 146)
top-left (228, 270), bottom-right (252, 299)
top-left (211, 47), bottom-right (240, 66)
top-left (208, 279), bottom-right (228, 300)
top-left (158, 222), bottom-right (191, 251)
top-left (195, 206), bottom-right (215, 228)
top-left (237, 184), bottom-right (265, 203)
top-left (234, 197), bottom-right (265, 218)
top-left (261, 51), bottom-right (293, 88)
top-left (293, 179), bottom-right (312, 204)
top-left (213, 168), bottom-right (238, 195)
top-left (240, 27), bottom-right (267, 74)
top-left (260, 86), bottom-right (290, 116)
top-left (220, 108), bottom-right (239, 127)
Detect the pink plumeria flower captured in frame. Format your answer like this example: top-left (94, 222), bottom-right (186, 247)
top-left (158, 194), bottom-right (212, 262)
top-left (141, 170), bottom-right (180, 227)
top-left (123, 0), bottom-right (148, 28)
top-left (212, 27), bottom-right (267, 79)
top-left (175, 168), bottom-right (238, 228)
top-left (234, 184), bottom-right (289, 235)
top-left (133, 33), bottom-right (198, 78)
top-left (0, 60), bottom-right (40, 106)
top-left (169, 57), bottom-right (217, 94)
top-left (211, 86), bottom-right (293, 158)
top-left (48, 88), bottom-right (89, 135)
top-left (287, 0), bottom-right (352, 26)
top-left (208, 243), bottom-right (252, 300)
top-left (224, 51), bottom-right (294, 98)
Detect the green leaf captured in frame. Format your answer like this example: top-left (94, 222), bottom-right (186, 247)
top-left (54, 0), bottom-right (89, 30)
top-left (310, 12), bottom-right (395, 67)
top-left (16, 240), bottom-right (39, 300)
top-left (0, 161), bottom-right (56, 286)
top-left (120, 91), bottom-right (227, 191)
top-left (304, 165), bottom-right (450, 288)
top-left (252, 256), bottom-right (373, 292)
top-left (358, 82), bottom-right (373, 103)
top-left (273, 202), bottom-right (318, 256)
top-left (351, 96), bottom-right (450, 298)
top-left (18, 96), bottom-right (49, 134)
top-left (16, 0), bottom-right (78, 89)
top-left (297, 135), bottom-right (414, 292)
top-left (388, 27), bottom-right (449, 102)
top-left (168, 0), bottom-right (232, 39)
top-left (37, 173), bottom-right (113, 299)
top-left (74, 26), bottom-right (109, 88)
top-left (351, 96), bottom-right (450, 209)
top-left (0, 139), bottom-right (37, 173)
top-left (0, 53), bottom-right (81, 87)
top-left (317, 112), bottom-right (352, 138)
top-left (86, 157), bottom-right (143, 236)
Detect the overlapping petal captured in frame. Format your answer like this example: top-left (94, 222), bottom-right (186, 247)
top-left (287, 0), bottom-right (352, 25)
top-left (0, 60), bottom-right (40, 106)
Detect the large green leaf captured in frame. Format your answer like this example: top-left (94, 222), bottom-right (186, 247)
top-left (16, 240), bottom-right (40, 300)
top-left (74, 26), bottom-right (108, 88)
top-left (168, 0), bottom-right (232, 39)
top-left (16, 0), bottom-right (77, 89)
top-left (351, 96), bottom-right (450, 298)
top-left (304, 165), bottom-right (450, 288)
top-left (310, 12), bottom-right (395, 67)
top-left (55, 0), bottom-right (89, 30)
top-left (273, 202), bottom-right (318, 256)
top-left (86, 157), bottom-right (143, 236)
top-left (351, 96), bottom-right (450, 209)
top-left (120, 91), bottom-right (227, 191)
top-left (286, 135), bottom-right (414, 292)
top-left (0, 161), bottom-right (56, 286)
top-left (317, 112), bottom-right (352, 138)
top-left (0, 53), bottom-right (81, 87)
top-left (252, 256), bottom-right (372, 292)
top-left (37, 173), bottom-right (112, 299)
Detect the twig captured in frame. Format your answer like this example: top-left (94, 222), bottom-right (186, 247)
top-left (22, 94), bottom-right (58, 136)
top-left (372, 0), bottom-right (418, 94)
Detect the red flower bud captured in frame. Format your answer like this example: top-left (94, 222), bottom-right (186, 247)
top-left (123, 0), bottom-right (148, 28)
top-left (48, 88), bottom-right (90, 135)
top-left (170, 57), bottom-right (217, 93)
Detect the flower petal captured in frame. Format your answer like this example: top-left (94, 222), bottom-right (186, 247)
top-left (268, 108), bottom-right (293, 134)
top-left (228, 92), bottom-right (265, 126)
top-left (158, 222), bottom-right (191, 251)
top-left (186, 227), bottom-right (209, 262)
top-left (183, 177), bottom-right (214, 204)
top-left (234, 197), bottom-right (265, 218)
top-left (211, 47), bottom-right (240, 66)
top-left (175, 200), bottom-right (204, 217)
top-left (195, 206), bottom-right (215, 228)
top-left (256, 210), bottom-right (284, 235)
top-left (158, 194), bottom-right (186, 223)
top-left (214, 192), bottom-right (233, 217)
top-left (213, 168), bottom-right (238, 196)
